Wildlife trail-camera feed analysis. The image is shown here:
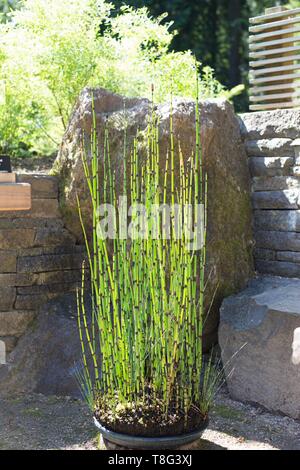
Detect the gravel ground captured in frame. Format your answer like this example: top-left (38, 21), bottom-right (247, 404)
top-left (0, 388), bottom-right (299, 450)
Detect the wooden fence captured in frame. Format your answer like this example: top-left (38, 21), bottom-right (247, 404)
top-left (249, 6), bottom-right (300, 111)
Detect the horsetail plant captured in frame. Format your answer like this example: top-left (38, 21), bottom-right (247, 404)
top-left (76, 83), bottom-right (219, 428)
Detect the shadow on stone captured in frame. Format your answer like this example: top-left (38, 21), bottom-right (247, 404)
top-left (0, 292), bottom-right (93, 398)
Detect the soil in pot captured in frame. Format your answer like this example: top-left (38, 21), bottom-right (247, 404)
top-left (94, 394), bottom-right (207, 437)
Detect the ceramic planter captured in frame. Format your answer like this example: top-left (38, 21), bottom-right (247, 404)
top-left (94, 416), bottom-right (209, 450)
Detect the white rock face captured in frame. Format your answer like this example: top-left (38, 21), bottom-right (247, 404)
top-left (219, 276), bottom-right (300, 419)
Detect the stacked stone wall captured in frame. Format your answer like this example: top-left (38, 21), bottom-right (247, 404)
top-left (239, 110), bottom-right (300, 278)
top-left (0, 174), bottom-right (85, 354)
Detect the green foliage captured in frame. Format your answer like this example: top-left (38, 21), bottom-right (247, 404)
top-left (113, 0), bottom-right (291, 111)
top-left (77, 96), bottom-right (221, 420)
top-left (0, 0), bottom-right (232, 157)
top-left (0, 0), bottom-right (19, 23)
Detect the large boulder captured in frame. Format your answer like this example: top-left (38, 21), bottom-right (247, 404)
top-left (0, 293), bottom-right (92, 397)
top-left (54, 88), bottom-right (254, 347)
top-left (219, 276), bottom-right (300, 419)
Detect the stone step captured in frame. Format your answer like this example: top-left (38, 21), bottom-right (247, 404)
top-left (18, 245), bottom-right (85, 257)
top-left (17, 252), bottom-right (86, 274)
top-left (0, 270), bottom-right (82, 287)
top-left (254, 209), bottom-right (300, 232)
top-left (0, 229), bottom-right (35, 250)
top-left (252, 176), bottom-right (300, 192)
top-left (17, 174), bottom-right (58, 199)
top-left (252, 189), bottom-right (300, 209)
top-left (277, 251), bottom-right (300, 262)
top-left (255, 230), bottom-right (300, 252)
top-left (249, 156), bottom-right (294, 177)
top-left (245, 138), bottom-right (294, 157)
top-left (0, 171), bottom-right (85, 356)
top-left (0, 228), bottom-right (76, 250)
top-left (255, 259), bottom-right (300, 277)
top-left (15, 282), bottom-right (81, 311)
top-left (239, 108), bottom-right (300, 140)
top-left (254, 248), bottom-right (300, 265)
top-left (219, 276), bottom-right (300, 419)
top-left (34, 228), bottom-right (75, 247)
top-left (0, 199), bottom-right (60, 219)
top-left (0, 217), bottom-right (64, 230)
top-left (0, 245), bottom-right (85, 275)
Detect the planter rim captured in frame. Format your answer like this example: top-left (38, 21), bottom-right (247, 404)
top-left (94, 416), bottom-right (209, 450)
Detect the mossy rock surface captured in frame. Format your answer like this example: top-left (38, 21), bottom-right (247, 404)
top-left (54, 88), bottom-right (254, 347)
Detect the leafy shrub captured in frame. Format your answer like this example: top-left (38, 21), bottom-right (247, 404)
top-left (0, 0), bottom-right (241, 156)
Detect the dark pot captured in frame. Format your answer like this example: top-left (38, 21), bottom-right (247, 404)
top-left (94, 416), bottom-right (209, 450)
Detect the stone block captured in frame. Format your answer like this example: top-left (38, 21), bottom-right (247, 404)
top-left (254, 210), bottom-right (300, 232)
top-left (17, 281), bottom-right (80, 296)
top-left (18, 245), bottom-right (85, 257)
top-left (0, 311), bottom-right (35, 336)
top-left (35, 270), bottom-right (82, 285)
top-left (17, 253), bottom-right (86, 274)
top-left (14, 295), bottom-right (48, 311)
top-left (219, 276), bottom-right (300, 419)
top-left (249, 157), bottom-right (294, 177)
top-left (17, 174), bottom-right (58, 199)
top-left (0, 229), bottom-right (35, 249)
top-left (255, 230), bottom-right (300, 252)
top-left (245, 138), bottom-right (293, 157)
top-left (0, 274), bottom-right (16, 286)
top-left (0, 218), bottom-right (64, 230)
top-left (277, 251), bottom-right (300, 263)
top-left (254, 248), bottom-right (275, 261)
top-left (255, 260), bottom-right (300, 277)
top-left (0, 199), bottom-right (60, 219)
top-left (0, 293), bottom-right (93, 396)
top-left (14, 270), bottom-right (82, 287)
top-left (15, 281), bottom-right (79, 309)
top-left (239, 108), bottom-right (300, 140)
top-left (0, 251), bottom-right (17, 273)
top-left (34, 228), bottom-right (75, 247)
top-left (252, 190), bottom-right (300, 210)
top-left (252, 176), bottom-right (300, 192)
top-left (0, 287), bottom-right (16, 311)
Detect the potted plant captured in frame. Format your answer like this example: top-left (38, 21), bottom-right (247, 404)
top-left (76, 89), bottom-right (222, 450)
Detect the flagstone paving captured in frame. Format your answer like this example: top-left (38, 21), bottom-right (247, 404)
top-left (0, 388), bottom-right (299, 450)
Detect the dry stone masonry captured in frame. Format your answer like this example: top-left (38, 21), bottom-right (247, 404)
top-left (0, 174), bottom-right (85, 355)
top-left (239, 109), bottom-right (300, 278)
top-left (219, 108), bottom-right (300, 419)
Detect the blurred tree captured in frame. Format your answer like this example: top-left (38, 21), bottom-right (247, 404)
top-left (1, 0), bottom-right (298, 111)
top-left (0, 0), bottom-right (18, 22)
top-left (112, 0), bottom-right (290, 111)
